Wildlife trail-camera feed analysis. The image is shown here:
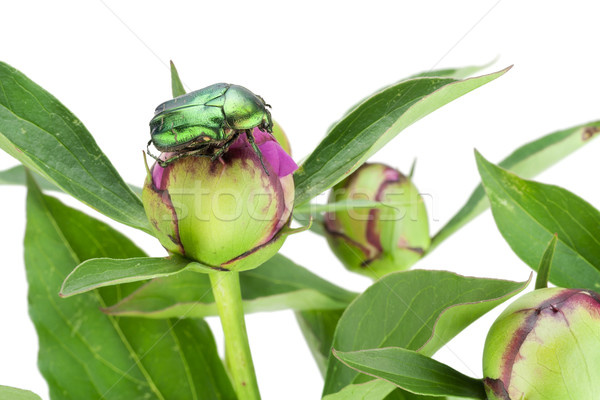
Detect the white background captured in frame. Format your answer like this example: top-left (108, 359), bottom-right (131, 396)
top-left (1, 1), bottom-right (599, 399)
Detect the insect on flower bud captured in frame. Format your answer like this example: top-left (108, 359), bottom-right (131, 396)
top-left (483, 287), bottom-right (600, 400)
top-left (323, 163), bottom-right (430, 278)
top-left (142, 128), bottom-right (297, 271)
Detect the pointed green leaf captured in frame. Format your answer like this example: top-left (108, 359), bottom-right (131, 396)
top-left (0, 385), bottom-right (42, 400)
top-left (0, 164), bottom-right (60, 191)
top-left (340, 62), bottom-right (498, 122)
top-left (0, 62), bottom-right (150, 232)
top-left (430, 121), bottom-right (600, 252)
top-left (293, 67), bottom-right (510, 206)
top-left (293, 199), bottom-right (415, 238)
top-left (25, 175), bottom-right (235, 400)
top-left (322, 380), bottom-right (396, 400)
top-left (333, 348), bottom-right (486, 399)
top-left (409, 59), bottom-right (497, 79)
top-left (103, 255), bottom-right (356, 318)
top-left (475, 151), bottom-right (600, 291)
top-left (535, 234), bottom-right (558, 290)
top-left (322, 270), bottom-right (529, 396)
top-left (323, 380), bottom-right (463, 400)
top-left (59, 256), bottom-right (219, 297)
top-left (0, 164), bottom-right (143, 196)
top-left (294, 199), bottom-right (412, 214)
top-left (170, 61), bottom-right (186, 97)
top-left (408, 158), bottom-right (417, 179)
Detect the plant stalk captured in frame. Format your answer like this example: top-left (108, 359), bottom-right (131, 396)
top-left (209, 271), bottom-right (260, 400)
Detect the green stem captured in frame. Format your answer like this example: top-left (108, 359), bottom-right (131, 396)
top-left (209, 271), bottom-right (260, 400)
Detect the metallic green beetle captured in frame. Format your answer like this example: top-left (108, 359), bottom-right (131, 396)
top-left (148, 83), bottom-right (273, 173)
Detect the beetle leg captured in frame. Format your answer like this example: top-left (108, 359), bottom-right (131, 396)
top-left (210, 132), bottom-right (239, 161)
top-left (162, 149), bottom-right (212, 165)
top-left (246, 129), bottom-right (270, 176)
top-left (146, 140), bottom-right (165, 166)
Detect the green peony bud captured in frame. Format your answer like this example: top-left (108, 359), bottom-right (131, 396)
top-left (483, 287), bottom-right (600, 400)
top-left (271, 120), bottom-right (292, 156)
top-left (143, 129), bottom-right (297, 271)
top-left (323, 163), bottom-right (430, 278)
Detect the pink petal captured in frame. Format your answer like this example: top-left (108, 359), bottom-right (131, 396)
top-left (242, 128), bottom-right (298, 177)
top-left (152, 163), bottom-right (166, 189)
top-left (251, 127), bottom-right (273, 145)
top-left (258, 140), bottom-right (298, 177)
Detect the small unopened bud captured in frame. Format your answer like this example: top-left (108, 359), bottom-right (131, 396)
top-left (483, 287), bottom-right (600, 400)
top-left (143, 129), bottom-right (297, 271)
top-left (323, 163), bottom-right (429, 278)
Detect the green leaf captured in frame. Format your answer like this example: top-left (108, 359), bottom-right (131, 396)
top-left (430, 121), bottom-right (600, 252)
top-left (408, 158), bottom-right (417, 179)
top-left (339, 63), bottom-right (497, 124)
top-left (322, 380), bottom-right (396, 400)
top-left (0, 62), bottom-right (150, 232)
top-left (294, 199), bottom-right (411, 215)
top-left (293, 67), bottom-right (510, 206)
top-left (475, 150), bottom-right (600, 291)
top-left (0, 164), bottom-right (143, 196)
top-left (293, 199), bottom-right (415, 238)
top-left (295, 309), bottom-right (345, 377)
top-left (323, 380), bottom-right (459, 400)
top-left (535, 234), bottom-right (558, 290)
top-left (59, 256), bottom-right (219, 297)
top-left (322, 269), bottom-right (529, 396)
top-left (409, 59), bottom-right (497, 79)
top-left (25, 175), bottom-right (235, 400)
top-left (0, 385), bottom-right (42, 400)
top-left (333, 348), bottom-right (486, 399)
top-left (170, 60), bottom-right (186, 97)
top-left (0, 164), bottom-right (60, 191)
top-left (102, 255), bottom-right (356, 318)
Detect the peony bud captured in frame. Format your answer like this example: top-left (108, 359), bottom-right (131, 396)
top-left (143, 128), bottom-right (297, 271)
top-left (483, 287), bottom-right (600, 400)
top-left (271, 120), bottom-right (292, 155)
top-left (323, 163), bottom-right (429, 278)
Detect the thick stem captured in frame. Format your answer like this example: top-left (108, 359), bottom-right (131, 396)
top-left (209, 271), bottom-right (260, 400)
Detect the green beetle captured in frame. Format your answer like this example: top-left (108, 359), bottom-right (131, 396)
top-left (148, 83), bottom-right (273, 173)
